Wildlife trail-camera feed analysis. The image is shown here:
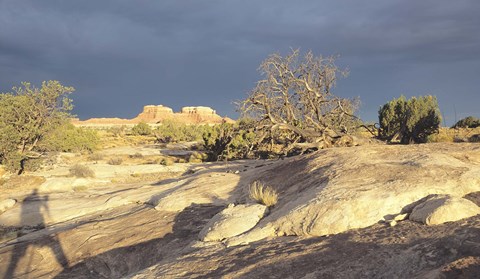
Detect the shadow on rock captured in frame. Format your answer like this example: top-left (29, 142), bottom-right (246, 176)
top-left (54, 203), bottom-right (224, 278)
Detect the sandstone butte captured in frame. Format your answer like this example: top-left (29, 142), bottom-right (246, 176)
top-left (71, 105), bottom-right (235, 127)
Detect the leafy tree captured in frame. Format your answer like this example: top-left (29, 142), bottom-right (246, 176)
top-left (239, 49), bottom-right (359, 156)
top-left (0, 81), bottom-right (74, 174)
top-left (378, 95), bottom-right (441, 144)
top-left (131, 121), bottom-right (152, 136)
top-left (453, 116), bottom-right (480, 129)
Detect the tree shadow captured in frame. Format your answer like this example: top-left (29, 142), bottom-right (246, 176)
top-left (54, 203), bottom-right (224, 278)
top-left (2, 190), bottom-right (69, 278)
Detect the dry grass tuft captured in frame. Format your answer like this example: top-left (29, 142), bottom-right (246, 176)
top-left (107, 157), bottom-right (123, 165)
top-left (69, 164), bottom-right (95, 178)
top-left (249, 180), bottom-right (278, 207)
top-left (88, 153), bottom-right (104, 161)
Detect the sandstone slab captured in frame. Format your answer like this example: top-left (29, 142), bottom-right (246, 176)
top-left (409, 194), bottom-right (480, 225)
top-left (199, 204), bottom-right (268, 242)
top-left (0, 199), bottom-right (16, 214)
top-left (226, 143), bottom-right (480, 245)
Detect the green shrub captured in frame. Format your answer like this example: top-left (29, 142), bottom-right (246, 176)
top-left (69, 164), bottom-right (95, 178)
top-left (154, 119), bottom-right (207, 143)
top-left (0, 81), bottom-right (75, 174)
top-left (469, 134), bottom-right (480, 142)
top-left (2, 152), bottom-right (43, 173)
top-left (107, 157), bottom-right (123, 165)
top-left (39, 123), bottom-right (99, 153)
top-left (202, 119), bottom-right (257, 161)
top-left (131, 122), bottom-right (152, 136)
top-left (453, 116), bottom-right (480, 129)
top-left (107, 125), bottom-right (127, 137)
top-left (378, 95), bottom-right (441, 144)
top-left (188, 152), bottom-right (207, 163)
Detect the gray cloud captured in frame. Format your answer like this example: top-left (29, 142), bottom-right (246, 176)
top-left (0, 0), bottom-right (479, 124)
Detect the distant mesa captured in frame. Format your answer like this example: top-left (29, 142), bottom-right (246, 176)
top-left (72, 105), bottom-right (234, 127)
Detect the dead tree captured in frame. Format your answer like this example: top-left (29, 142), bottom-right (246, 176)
top-left (239, 49), bottom-right (359, 155)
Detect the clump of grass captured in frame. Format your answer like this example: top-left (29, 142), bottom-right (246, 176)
top-left (129, 152), bottom-right (144, 159)
top-left (107, 157), bottom-right (123, 165)
top-left (88, 153), bottom-right (104, 161)
top-left (188, 152), bottom-right (206, 163)
top-left (160, 158), bottom-right (174, 166)
top-left (69, 164), bottom-right (95, 178)
top-left (73, 185), bottom-right (88, 192)
top-left (469, 134), bottom-right (480, 142)
top-left (249, 180), bottom-right (278, 207)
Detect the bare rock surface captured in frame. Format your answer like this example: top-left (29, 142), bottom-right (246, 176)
top-left (226, 143), bottom-right (480, 245)
top-left (0, 143), bottom-right (480, 278)
top-left (0, 199), bottom-right (16, 214)
top-left (409, 194), bottom-right (480, 225)
top-left (199, 204), bottom-right (268, 242)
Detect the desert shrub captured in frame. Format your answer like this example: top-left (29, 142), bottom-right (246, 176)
top-left (39, 122), bottom-right (99, 153)
top-left (154, 119), bottom-right (207, 143)
top-left (160, 157), bottom-right (174, 166)
top-left (0, 81), bottom-right (74, 174)
top-left (69, 164), bottom-right (95, 178)
top-left (469, 134), bottom-right (480, 142)
top-left (107, 125), bottom-right (127, 137)
top-left (427, 128), bottom-right (455, 143)
top-left (129, 152), bottom-right (144, 159)
top-left (378, 95), bottom-right (441, 144)
top-left (131, 122), bottom-right (152, 136)
top-left (188, 152), bottom-right (207, 163)
top-left (203, 119), bottom-right (259, 161)
top-left (88, 153), bottom-right (104, 161)
top-left (453, 116), bottom-right (480, 129)
top-left (2, 152), bottom-right (43, 173)
top-left (107, 157), bottom-right (123, 165)
top-left (249, 181), bottom-right (278, 207)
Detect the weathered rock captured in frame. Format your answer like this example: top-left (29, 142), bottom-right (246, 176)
top-left (135, 105), bottom-right (174, 122)
top-left (72, 104), bottom-right (231, 127)
top-left (225, 143), bottom-right (480, 245)
top-left (409, 194), bottom-right (480, 225)
top-left (199, 204), bottom-right (268, 242)
top-left (0, 199), bottom-right (16, 214)
top-left (181, 106), bottom-right (216, 115)
top-left (394, 213), bottom-right (409, 221)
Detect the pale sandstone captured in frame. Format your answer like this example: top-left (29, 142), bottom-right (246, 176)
top-left (0, 199), bottom-right (16, 214)
top-left (409, 194), bottom-right (480, 225)
top-left (199, 203), bottom-right (268, 242)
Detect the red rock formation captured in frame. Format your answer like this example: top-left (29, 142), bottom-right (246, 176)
top-left (134, 105), bottom-right (174, 122)
top-left (72, 105), bottom-right (234, 127)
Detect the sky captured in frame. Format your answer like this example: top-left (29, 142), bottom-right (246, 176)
top-left (1, 0), bottom-right (479, 125)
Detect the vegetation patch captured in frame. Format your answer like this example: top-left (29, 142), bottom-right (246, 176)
top-left (378, 95), bottom-right (441, 144)
top-left (107, 157), bottom-right (123, 165)
top-left (249, 181), bottom-right (278, 208)
top-left (69, 164), bottom-right (95, 178)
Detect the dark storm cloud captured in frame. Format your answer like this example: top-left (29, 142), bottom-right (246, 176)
top-left (1, 0), bottom-right (479, 124)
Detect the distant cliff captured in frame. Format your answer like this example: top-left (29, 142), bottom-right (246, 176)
top-left (71, 105), bottom-right (234, 127)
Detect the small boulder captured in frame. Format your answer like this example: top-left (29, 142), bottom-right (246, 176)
top-left (199, 204), bottom-right (268, 242)
top-left (409, 195), bottom-right (480, 225)
top-left (0, 199), bottom-right (17, 214)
